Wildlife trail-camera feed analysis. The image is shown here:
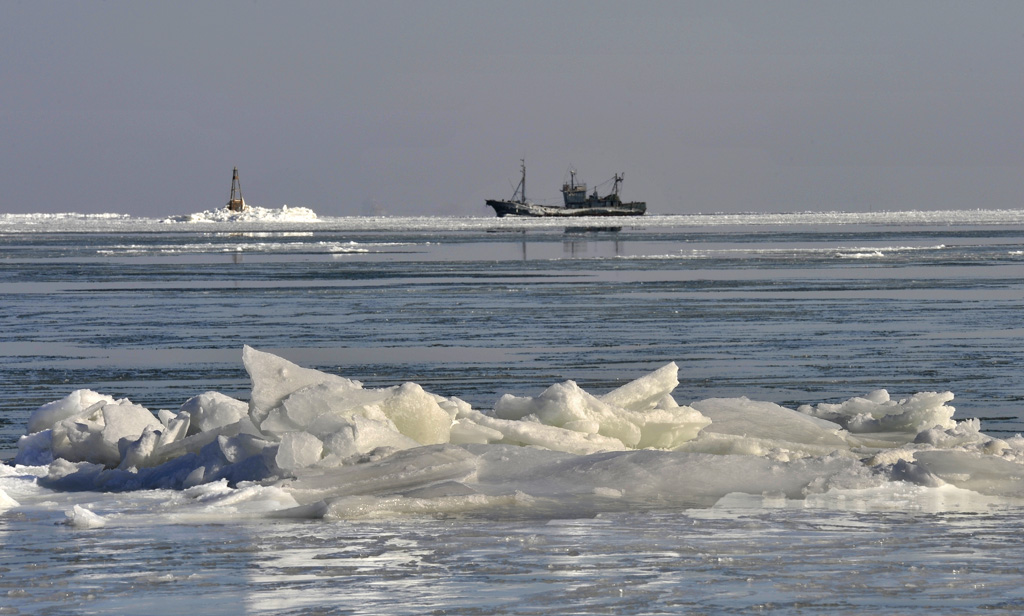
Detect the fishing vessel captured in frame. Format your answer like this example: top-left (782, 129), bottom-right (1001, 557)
top-left (226, 167), bottom-right (247, 212)
top-left (486, 160), bottom-right (646, 217)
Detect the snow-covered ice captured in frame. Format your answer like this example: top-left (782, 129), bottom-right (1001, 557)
top-left (160, 204), bottom-right (319, 223)
top-left (8, 207), bottom-right (1024, 233)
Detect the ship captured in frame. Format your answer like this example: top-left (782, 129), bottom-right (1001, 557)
top-left (226, 166), bottom-right (247, 212)
top-left (486, 160), bottom-right (646, 217)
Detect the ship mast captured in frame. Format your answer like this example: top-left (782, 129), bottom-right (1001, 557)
top-left (519, 158), bottom-right (526, 203)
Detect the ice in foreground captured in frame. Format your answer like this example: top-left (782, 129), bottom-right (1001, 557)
top-left (8, 347), bottom-right (1024, 519)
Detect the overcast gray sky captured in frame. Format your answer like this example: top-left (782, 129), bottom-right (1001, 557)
top-left (3, 1), bottom-right (1023, 217)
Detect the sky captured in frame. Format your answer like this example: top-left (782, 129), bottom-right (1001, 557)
top-left (2, 1), bottom-right (1023, 217)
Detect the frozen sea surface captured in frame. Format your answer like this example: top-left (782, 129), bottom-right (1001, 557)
top-left (4, 504), bottom-right (1024, 615)
top-left (3, 209), bottom-right (1024, 614)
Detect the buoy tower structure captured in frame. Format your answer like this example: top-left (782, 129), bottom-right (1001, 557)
top-left (227, 167), bottom-right (247, 212)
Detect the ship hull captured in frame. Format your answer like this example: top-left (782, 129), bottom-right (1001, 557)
top-left (486, 200), bottom-right (646, 218)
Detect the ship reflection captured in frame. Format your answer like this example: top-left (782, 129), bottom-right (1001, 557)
top-left (507, 227), bottom-right (627, 260)
top-left (562, 226), bottom-right (622, 257)
top-left (563, 226), bottom-right (622, 234)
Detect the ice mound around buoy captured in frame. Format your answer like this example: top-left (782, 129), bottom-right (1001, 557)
top-left (10, 347), bottom-right (1024, 519)
top-left (161, 204), bottom-right (319, 223)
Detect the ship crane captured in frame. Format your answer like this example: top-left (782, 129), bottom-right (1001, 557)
top-left (591, 173), bottom-right (624, 198)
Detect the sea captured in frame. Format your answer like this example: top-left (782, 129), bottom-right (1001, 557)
top-left (2, 208), bottom-right (1024, 615)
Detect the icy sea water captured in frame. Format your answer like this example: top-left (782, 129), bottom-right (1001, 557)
top-left (3, 211), bottom-right (1024, 614)
top-left (4, 505), bottom-right (1024, 615)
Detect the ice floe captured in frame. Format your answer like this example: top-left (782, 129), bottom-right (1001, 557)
top-left (6, 346), bottom-right (1024, 519)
